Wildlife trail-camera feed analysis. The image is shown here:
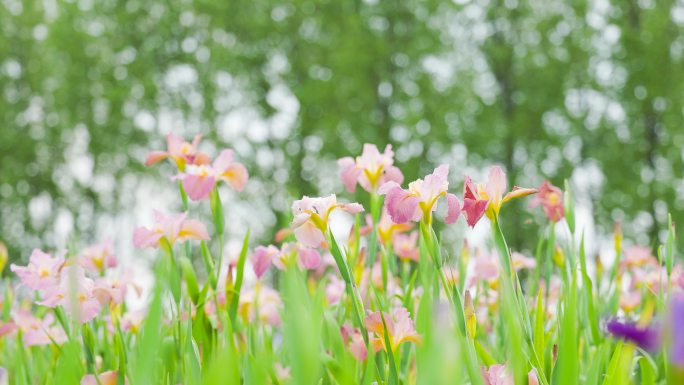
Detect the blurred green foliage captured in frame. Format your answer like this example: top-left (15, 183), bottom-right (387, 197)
top-left (2, 0), bottom-right (684, 259)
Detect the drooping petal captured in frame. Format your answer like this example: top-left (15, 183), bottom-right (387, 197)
top-left (144, 151), bottom-right (169, 166)
top-left (132, 227), bottom-right (163, 249)
top-left (502, 186), bottom-right (538, 204)
top-left (178, 219), bottom-right (210, 242)
top-left (462, 198), bottom-right (489, 227)
top-left (383, 165), bottom-right (404, 186)
top-left (341, 202), bottom-right (365, 215)
top-left (182, 174), bottom-right (216, 201)
top-left (384, 187), bottom-right (420, 224)
top-left (293, 221), bottom-right (326, 248)
top-left (220, 163), bottom-right (249, 192)
top-left (445, 193), bottom-right (462, 224)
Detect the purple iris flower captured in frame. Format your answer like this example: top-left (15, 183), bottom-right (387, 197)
top-left (670, 295), bottom-right (684, 366)
top-left (606, 319), bottom-right (661, 352)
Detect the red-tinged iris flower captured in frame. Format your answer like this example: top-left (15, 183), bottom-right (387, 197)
top-left (10, 249), bottom-right (65, 291)
top-left (365, 307), bottom-right (421, 353)
top-left (529, 181), bottom-right (565, 222)
top-left (133, 211), bottom-right (209, 249)
top-left (338, 144), bottom-right (404, 193)
top-left (178, 149), bottom-right (248, 201)
top-left (378, 164), bottom-right (461, 225)
top-left (290, 195), bottom-right (364, 248)
top-left (463, 166), bottom-right (537, 227)
top-left (145, 133), bottom-right (210, 170)
top-left (79, 239), bottom-right (117, 275)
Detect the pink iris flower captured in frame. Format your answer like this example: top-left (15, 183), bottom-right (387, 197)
top-left (511, 252), bottom-right (537, 271)
top-left (14, 310), bottom-right (68, 347)
top-left (144, 133), bottom-right (210, 170)
top-left (378, 164), bottom-right (461, 225)
top-left (81, 371), bottom-right (122, 385)
top-left (337, 144), bottom-right (404, 193)
top-left (251, 245), bottom-right (280, 279)
top-left (325, 276), bottom-right (346, 305)
top-left (621, 246), bottom-right (658, 271)
top-left (133, 211), bottom-right (209, 249)
top-left (120, 310), bottom-right (146, 334)
top-left (365, 307), bottom-right (421, 353)
top-left (529, 181), bottom-right (565, 222)
top-left (376, 208), bottom-right (412, 244)
top-left (463, 166), bottom-right (537, 227)
top-left (238, 285), bottom-right (283, 327)
top-left (179, 149), bottom-right (249, 201)
top-left (393, 232), bottom-right (419, 262)
top-left (291, 195), bottom-right (364, 248)
top-left (341, 323), bottom-right (368, 361)
top-left (10, 249), bottom-right (65, 291)
top-left (38, 265), bottom-right (102, 323)
top-left (481, 365), bottom-right (539, 385)
top-left (79, 239), bottom-right (117, 275)
top-left (251, 243), bottom-right (322, 279)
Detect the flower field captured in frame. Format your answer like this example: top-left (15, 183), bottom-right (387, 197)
top-left (1, 134), bottom-right (682, 385)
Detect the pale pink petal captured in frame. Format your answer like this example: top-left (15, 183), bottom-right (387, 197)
top-left (341, 202), bottom-right (365, 215)
top-left (338, 157), bottom-right (361, 193)
top-left (251, 246), bottom-right (273, 279)
top-left (293, 222), bottom-right (326, 248)
top-left (190, 134), bottom-right (203, 149)
top-left (382, 165), bottom-right (404, 186)
top-left (213, 149), bottom-right (235, 171)
top-left (377, 181), bottom-right (402, 195)
top-left (166, 134), bottom-right (184, 155)
top-left (220, 163), bottom-right (248, 192)
top-left (144, 151), bottom-right (169, 166)
top-left (486, 166), bottom-right (507, 202)
top-left (298, 247), bottom-right (321, 270)
top-left (132, 228), bottom-right (163, 249)
top-left (178, 220), bottom-right (210, 242)
top-left (182, 174), bottom-right (216, 201)
top-left (349, 334), bottom-right (368, 361)
top-left (528, 369), bottom-right (539, 385)
top-left (445, 193), bottom-right (462, 224)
